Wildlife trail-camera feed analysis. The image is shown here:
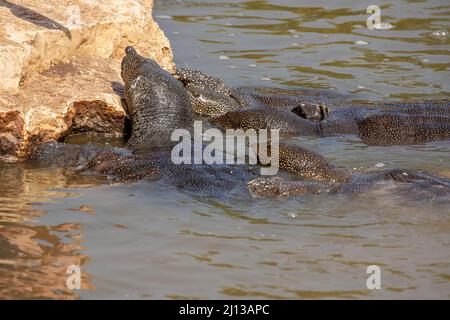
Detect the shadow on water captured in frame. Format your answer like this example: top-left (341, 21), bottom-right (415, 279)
top-left (0, 0), bottom-right (71, 39)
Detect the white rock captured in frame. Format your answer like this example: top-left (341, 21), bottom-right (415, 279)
top-left (0, 0), bottom-right (174, 158)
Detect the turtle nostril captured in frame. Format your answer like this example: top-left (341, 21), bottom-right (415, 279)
top-left (125, 46), bottom-right (136, 55)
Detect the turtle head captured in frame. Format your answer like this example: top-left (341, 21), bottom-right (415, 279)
top-left (121, 46), bottom-right (142, 84)
top-left (175, 68), bottom-right (240, 116)
top-left (120, 47), bottom-right (194, 148)
top-left (175, 68), bottom-right (233, 96)
top-left (185, 84), bottom-right (241, 116)
top-left (121, 46), bottom-right (159, 85)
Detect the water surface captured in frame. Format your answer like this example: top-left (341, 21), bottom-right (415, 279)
top-left (0, 0), bottom-right (449, 299)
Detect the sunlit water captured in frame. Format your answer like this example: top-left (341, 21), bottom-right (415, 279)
top-left (0, 0), bottom-right (449, 299)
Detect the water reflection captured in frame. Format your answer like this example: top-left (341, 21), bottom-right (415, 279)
top-left (0, 163), bottom-right (100, 298)
top-left (158, 0), bottom-right (449, 100)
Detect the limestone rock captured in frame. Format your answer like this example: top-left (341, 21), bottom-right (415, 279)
top-left (0, 0), bottom-right (175, 159)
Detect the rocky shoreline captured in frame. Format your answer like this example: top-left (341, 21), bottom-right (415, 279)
top-left (0, 0), bottom-right (174, 159)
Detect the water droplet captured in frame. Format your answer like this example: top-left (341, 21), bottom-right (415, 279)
top-left (248, 64), bottom-right (257, 68)
top-left (431, 30), bottom-right (448, 39)
top-left (374, 163), bottom-right (385, 168)
top-left (260, 77), bottom-right (271, 81)
top-left (355, 40), bottom-right (369, 45)
top-left (373, 22), bottom-right (394, 30)
top-left (219, 55), bottom-right (230, 60)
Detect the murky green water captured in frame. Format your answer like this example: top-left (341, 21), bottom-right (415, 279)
top-left (1, 0), bottom-right (449, 299)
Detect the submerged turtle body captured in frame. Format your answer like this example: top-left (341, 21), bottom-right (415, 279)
top-left (176, 68), bottom-right (450, 146)
top-left (28, 48), bottom-right (450, 201)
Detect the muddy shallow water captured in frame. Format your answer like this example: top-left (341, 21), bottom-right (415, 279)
top-left (1, 0), bottom-right (449, 299)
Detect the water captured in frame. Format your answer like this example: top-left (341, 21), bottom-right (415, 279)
top-left (0, 0), bottom-right (449, 299)
top-left (157, 0), bottom-right (449, 100)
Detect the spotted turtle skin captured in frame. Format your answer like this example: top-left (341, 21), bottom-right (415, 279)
top-left (28, 48), bottom-right (450, 201)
